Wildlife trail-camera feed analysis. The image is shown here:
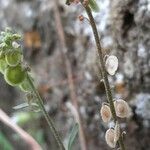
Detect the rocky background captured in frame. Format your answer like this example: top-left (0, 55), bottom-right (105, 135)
top-left (0, 0), bottom-right (150, 150)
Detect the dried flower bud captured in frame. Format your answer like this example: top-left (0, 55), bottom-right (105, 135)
top-left (12, 41), bottom-right (20, 48)
top-left (100, 104), bottom-right (112, 123)
top-left (114, 121), bottom-right (120, 143)
top-left (105, 128), bottom-right (116, 148)
top-left (114, 99), bottom-right (131, 118)
top-left (105, 55), bottom-right (118, 75)
top-left (78, 15), bottom-right (84, 21)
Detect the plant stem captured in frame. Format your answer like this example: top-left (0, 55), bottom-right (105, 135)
top-left (84, 6), bottom-right (117, 121)
top-left (84, 6), bottom-right (125, 150)
top-left (0, 109), bottom-right (42, 150)
top-left (53, 0), bottom-right (87, 149)
top-left (26, 73), bottom-right (65, 150)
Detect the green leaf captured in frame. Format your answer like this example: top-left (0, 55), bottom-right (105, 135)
top-left (13, 103), bottom-right (29, 110)
top-left (13, 102), bottom-right (40, 112)
top-left (67, 123), bottom-right (79, 150)
top-left (89, 0), bottom-right (100, 12)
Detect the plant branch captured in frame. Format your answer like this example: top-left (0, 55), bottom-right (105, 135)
top-left (84, 5), bottom-right (125, 150)
top-left (0, 109), bottom-right (42, 150)
top-left (26, 73), bottom-right (65, 150)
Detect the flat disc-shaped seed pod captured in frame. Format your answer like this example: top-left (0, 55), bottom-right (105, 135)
top-left (5, 50), bottom-right (22, 67)
top-left (100, 105), bottom-right (112, 123)
top-left (19, 77), bottom-right (32, 92)
top-left (105, 55), bottom-right (118, 75)
top-left (4, 65), bottom-right (26, 86)
top-left (0, 57), bottom-right (7, 74)
top-left (114, 99), bottom-right (131, 118)
top-left (105, 128), bottom-right (116, 148)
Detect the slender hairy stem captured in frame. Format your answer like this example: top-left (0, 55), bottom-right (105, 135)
top-left (26, 73), bottom-right (65, 150)
top-left (53, 0), bottom-right (87, 149)
top-left (84, 6), bottom-right (125, 150)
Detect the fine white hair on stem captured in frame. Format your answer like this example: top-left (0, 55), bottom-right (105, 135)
top-left (114, 121), bottom-right (120, 143)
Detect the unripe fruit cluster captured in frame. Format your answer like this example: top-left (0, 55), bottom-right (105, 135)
top-left (0, 29), bottom-right (31, 92)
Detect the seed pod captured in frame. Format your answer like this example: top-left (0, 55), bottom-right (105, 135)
top-left (0, 57), bottom-right (7, 74)
top-left (105, 128), bottom-right (116, 148)
top-left (5, 50), bottom-right (22, 67)
top-left (105, 55), bottom-right (118, 75)
top-left (114, 121), bottom-right (120, 143)
top-left (114, 99), bottom-right (131, 118)
top-left (0, 51), bottom-right (5, 59)
top-left (100, 104), bottom-right (112, 123)
top-left (4, 65), bottom-right (26, 86)
top-left (19, 77), bottom-right (32, 92)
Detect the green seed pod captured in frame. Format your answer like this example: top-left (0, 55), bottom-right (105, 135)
top-left (0, 51), bottom-right (5, 59)
top-left (0, 57), bottom-right (7, 74)
top-left (4, 65), bottom-right (26, 86)
top-left (19, 77), bottom-right (32, 92)
top-left (5, 50), bottom-right (22, 67)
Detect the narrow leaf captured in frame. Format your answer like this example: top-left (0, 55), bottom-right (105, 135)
top-left (67, 123), bottom-right (79, 150)
top-left (13, 103), bottom-right (29, 110)
top-left (89, 0), bottom-right (100, 12)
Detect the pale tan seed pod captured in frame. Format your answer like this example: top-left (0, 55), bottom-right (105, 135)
top-left (114, 121), bottom-right (120, 143)
top-left (114, 99), bottom-right (131, 118)
top-left (105, 55), bottom-right (118, 75)
top-left (100, 105), bottom-right (112, 123)
top-left (105, 128), bottom-right (116, 148)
